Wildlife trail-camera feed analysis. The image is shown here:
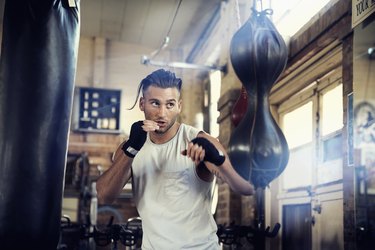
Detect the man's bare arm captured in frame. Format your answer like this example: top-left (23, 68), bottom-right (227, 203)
top-left (96, 143), bottom-right (133, 205)
top-left (96, 120), bottom-right (158, 204)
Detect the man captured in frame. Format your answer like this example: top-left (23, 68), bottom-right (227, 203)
top-left (97, 69), bottom-right (254, 249)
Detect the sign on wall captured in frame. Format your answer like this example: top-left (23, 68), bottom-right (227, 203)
top-left (73, 87), bottom-right (122, 132)
top-left (352, 0), bottom-right (375, 28)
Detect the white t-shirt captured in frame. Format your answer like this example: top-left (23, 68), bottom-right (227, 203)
top-left (131, 123), bottom-right (220, 250)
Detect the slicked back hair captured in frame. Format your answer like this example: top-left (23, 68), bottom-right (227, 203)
top-left (129, 69), bottom-right (182, 110)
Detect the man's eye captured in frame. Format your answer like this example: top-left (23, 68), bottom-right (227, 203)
top-left (151, 102), bottom-right (159, 107)
top-left (167, 103), bottom-right (175, 108)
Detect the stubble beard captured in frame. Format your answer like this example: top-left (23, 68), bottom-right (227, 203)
top-left (155, 118), bottom-right (177, 134)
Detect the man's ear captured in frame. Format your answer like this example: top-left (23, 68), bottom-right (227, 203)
top-left (178, 99), bottom-right (182, 112)
top-left (139, 97), bottom-right (145, 111)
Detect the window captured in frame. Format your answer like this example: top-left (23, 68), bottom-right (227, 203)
top-left (318, 84), bottom-right (344, 184)
top-left (321, 85), bottom-right (343, 136)
top-left (282, 102), bottom-right (314, 189)
top-left (284, 102), bottom-right (313, 148)
top-left (280, 80), bottom-right (343, 189)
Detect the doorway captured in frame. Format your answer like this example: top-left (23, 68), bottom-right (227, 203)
top-left (282, 204), bottom-right (312, 250)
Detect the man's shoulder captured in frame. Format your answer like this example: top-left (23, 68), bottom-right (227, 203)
top-left (179, 123), bottom-right (202, 139)
top-left (180, 123), bottom-right (205, 131)
top-left (179, 123), bottom-right (219, 143)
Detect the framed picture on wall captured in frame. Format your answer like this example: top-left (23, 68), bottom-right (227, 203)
top-left (356, 145), bottom-right (375, 195)
top-left (354, 101), bottom-right (375, 146)
top-left (359, 145), bottom-right (375, 195)
top-left (72, 87), bottom-right (122, 133)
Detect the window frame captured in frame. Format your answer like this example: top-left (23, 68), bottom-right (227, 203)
top-left (278, 69), bottom-right (343, 191)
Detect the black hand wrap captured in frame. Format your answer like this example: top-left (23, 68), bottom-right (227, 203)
top-left (191, 137), bottom-right (226, 166)
top-left (122, 121), bottom-right (147, 158)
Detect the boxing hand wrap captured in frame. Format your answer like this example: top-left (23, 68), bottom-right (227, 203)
top-left (191, 137), bottom-right (226, 166)
top-left (122, 121), bottom-right (147, 158)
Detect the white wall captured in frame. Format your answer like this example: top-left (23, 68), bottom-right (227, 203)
top-left (75, 37), bottom-right (166, 136)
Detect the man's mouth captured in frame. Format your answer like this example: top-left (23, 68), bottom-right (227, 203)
top-left (156, 121), bottom-right (166, 128)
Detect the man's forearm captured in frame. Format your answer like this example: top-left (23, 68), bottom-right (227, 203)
top-left (96, 152), bottom-right (132, 204)
top-left (198, 134), bottom-right (254, 196)
top-left (217, 159), bottom-right (255, 195)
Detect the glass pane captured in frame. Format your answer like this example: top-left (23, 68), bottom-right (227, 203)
top-left (283, 102), bottom-right (313, 189)
top-left (322, 133), bottom-right (343, 162)
top-left (283, 102), bottom-right (313, 149)
top-left (283, 144), bottom-right (313, 189)
top-left (322, 84), bottom-right (343, 136)
top-left (317, 158), bottom-right (343, 184)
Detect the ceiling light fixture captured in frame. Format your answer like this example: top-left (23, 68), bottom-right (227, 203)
top-left (140, 0), bottom-right (225, 72)
top-left (141, 55), bottom-right (225, 72)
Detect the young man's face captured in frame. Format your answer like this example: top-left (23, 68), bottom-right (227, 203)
top-left (140, 85), bottom-right (182, 134)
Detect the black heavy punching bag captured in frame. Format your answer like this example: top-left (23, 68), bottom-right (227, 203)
top-left (0, 1), bottom-right (80, 249)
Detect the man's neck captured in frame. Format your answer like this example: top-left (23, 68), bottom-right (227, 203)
top-left (149, 122), bottom-right (180, 144)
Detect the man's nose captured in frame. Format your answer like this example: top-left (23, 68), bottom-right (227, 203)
top-left (158, 105), bottom-right (167, 117)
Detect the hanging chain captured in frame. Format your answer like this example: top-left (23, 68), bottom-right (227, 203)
top-left (150, 0), bottom-right (183, 59)
top-left (234, 0), bottom-right (242, 29)
top-left (165, 0), bottom-right (183, 40)
top-left (252, 0), bottom-right (273, 16)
